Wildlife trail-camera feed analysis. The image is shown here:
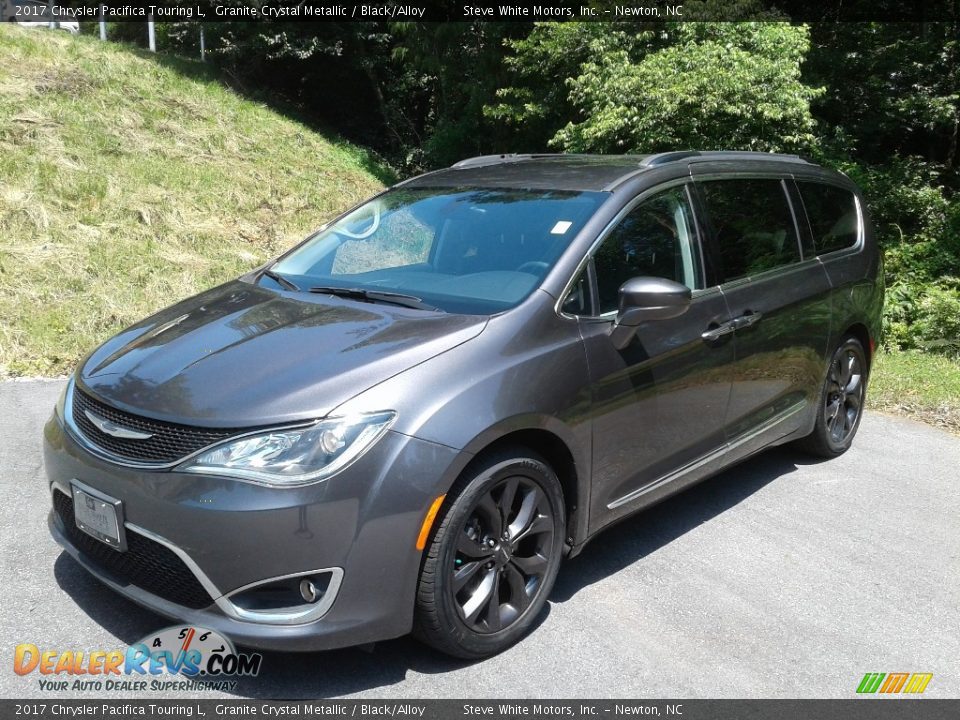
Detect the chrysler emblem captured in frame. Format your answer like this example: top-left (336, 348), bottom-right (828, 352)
top-left (83, 410), bottom-right (154, 440)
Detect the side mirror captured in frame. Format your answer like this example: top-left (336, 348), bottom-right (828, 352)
top-left (610, 277), bottom-right (692, 349)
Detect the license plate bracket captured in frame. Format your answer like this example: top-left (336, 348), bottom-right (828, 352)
top-left (71, 481), bottom-right (126, 552)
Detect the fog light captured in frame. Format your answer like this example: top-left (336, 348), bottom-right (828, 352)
top-left (300, 578), bottom-right (321, 603)
top-left (223, 569), bottom-right (343, 625)
top-left (229, 571), bottom-right (333, 613)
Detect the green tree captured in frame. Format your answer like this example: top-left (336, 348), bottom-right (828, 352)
top-left (484, 22), bottom-right (653, 151)
top-left (390, 22), bottom-right (528, 168)
top-left (550, 22), bottom-right (823, 154)
top-left (805, 22), bottom-right (959, 171)
top-left (803, 22), bottom-right (960, 354)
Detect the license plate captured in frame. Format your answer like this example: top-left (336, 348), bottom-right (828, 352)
top-left (72, 483), bottom-right (126, 551)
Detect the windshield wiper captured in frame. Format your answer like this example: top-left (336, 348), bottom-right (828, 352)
top-left (308, 286), bottom-right (442, 312)
top-left (260, 268), bottom-right (301, 292)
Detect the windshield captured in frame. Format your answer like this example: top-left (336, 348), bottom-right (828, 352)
top-left (269, 187), bottom-right (606, 314)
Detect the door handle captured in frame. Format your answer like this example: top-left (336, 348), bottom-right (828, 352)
top-left (701, 321), bottom-right (737, 341)
top-left (732, 311), bottom-right (763, 330)
top-left (701, 311), bottom-right (763, 342)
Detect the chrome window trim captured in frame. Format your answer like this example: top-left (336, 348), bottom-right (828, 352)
top-left (719, 256), bottom-right (826, 290)
top-left (51, 484), bottom-right (343, 626)
top-left (808, 190), bottom-right (866, 262)
top-left (781, 178), bottom-right (807, 261)
top-left (555, 170), bottom-right (863, 320)
top-left (555, 178), bottom-right (704, 320)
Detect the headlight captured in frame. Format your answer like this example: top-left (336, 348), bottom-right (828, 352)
top-left (55, 376), bottom-right (74, 422)
top-left (178, 411), bottom-right (396, 486)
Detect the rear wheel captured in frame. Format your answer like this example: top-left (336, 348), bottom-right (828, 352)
top-left (414, 449), bottom-right (565, 659)
top-left (797, 337), bottom-right (867, 457)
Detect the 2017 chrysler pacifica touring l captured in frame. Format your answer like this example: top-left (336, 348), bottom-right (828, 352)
top-left (44, 151), bottom-right (881, 658)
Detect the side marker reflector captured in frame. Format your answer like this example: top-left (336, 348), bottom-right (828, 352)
top-left (416, 494), bottom-right (446, 550)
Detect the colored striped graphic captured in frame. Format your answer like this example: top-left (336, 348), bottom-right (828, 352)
top-left (879, 673), bottom-right (910, 693)
top-left (857, 672), bottom-right (932, 694)
top-left (857, 673), bottom-right (885, 693)
top-left (903, 673), bottom-right (934, 694)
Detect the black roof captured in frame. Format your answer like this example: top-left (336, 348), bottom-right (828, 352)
top-left (398, 152), bottom-right (816, 193)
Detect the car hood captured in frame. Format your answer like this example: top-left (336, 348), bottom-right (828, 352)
top-left (78, 281), bottom-right (488, 427)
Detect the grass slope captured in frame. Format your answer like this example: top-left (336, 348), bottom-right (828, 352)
top-left (0, 25), bottom-right (386, 377)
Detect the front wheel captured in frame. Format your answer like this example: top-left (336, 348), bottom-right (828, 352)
top-left (797, 337), bottom-right (868, 458)
top-left (414, 449), bottom-right (565, 659)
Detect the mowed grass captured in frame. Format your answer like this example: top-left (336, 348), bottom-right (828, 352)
top-left (0, 25), bottom-right (387, 377)
top-left (870, 351), bottom-right (960, 435)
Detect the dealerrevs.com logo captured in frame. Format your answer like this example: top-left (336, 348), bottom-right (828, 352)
top-left (14, 626), bottom-right (262, 693)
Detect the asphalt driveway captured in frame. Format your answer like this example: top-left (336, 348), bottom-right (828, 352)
top-left (2, 379), bottom-right (957, 699)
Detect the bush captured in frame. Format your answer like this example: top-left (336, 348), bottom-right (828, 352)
top-left (884, 280), bottom-right (960, 358)
top-left (840, 156), bottom-right (960, 357)
top-left (913, 285), bottom-right (960, 358)
top-left (845, 158), bottom-right (960, 283)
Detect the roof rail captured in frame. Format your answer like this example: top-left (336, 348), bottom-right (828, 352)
top-left (642, 151), bottom-right (702, 166)
top-left (449, 151), bottom-right (814, 174)
top-left (642, 150), bottom-right (811, 167)
top-left (450, 153), bottom-right (607, 169)
top-left (451, 154), bottom-right (538, 169)
top-left (693, 151), bottom-right (809, 164)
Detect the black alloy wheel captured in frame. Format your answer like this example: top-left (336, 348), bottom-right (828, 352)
top-left (414, 449), bottom-right (565, 658)
top-left (824, 344), bottom-right (865, 445)
top-left (797, 336), bottom-right (868, 457)
top-left (452, 475), bottom-right (554, 633)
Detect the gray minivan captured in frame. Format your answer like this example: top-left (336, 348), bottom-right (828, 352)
top-left (44, 152), bottom-right (882, 658)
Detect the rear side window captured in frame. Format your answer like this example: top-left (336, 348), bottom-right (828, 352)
top-left (797, 182), bottom-right (860, 255)
top-left (698, 179), bottom-right (801, 283)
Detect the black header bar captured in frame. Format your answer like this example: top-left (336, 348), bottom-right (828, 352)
top-left (12, 0), bottom-right (960, 23)
top-left (1, 699), bottom-right (959, 720)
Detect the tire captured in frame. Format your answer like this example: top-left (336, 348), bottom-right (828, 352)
top-left (414, 448), bottom-right (565, 659)
top-left (796, 336), bottom-right (868, 458)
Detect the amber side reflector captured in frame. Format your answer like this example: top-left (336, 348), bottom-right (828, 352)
top-left (416, 494), bottom-right (446, 550)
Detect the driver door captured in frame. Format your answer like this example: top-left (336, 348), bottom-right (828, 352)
top-left (576, 184), bottom-right (736, 532)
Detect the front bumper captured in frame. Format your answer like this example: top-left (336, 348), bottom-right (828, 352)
top-left (43, 413), bottom-right (462, 651)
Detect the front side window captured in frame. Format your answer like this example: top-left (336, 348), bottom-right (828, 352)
top-left (698, 179), bottom-right (801, 283)
top-left (593, 186), bottom-right (700, 315)
top-left (271, 187), bottom-right (606, 314)
top-left (797, 181), bottom-right (860, 255)
top-left (561, 271), bottom-right (589, 315)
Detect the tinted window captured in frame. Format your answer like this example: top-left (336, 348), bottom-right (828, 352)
top-left (594, 187), bottom-right (699, 315)
top-left (798, 182), bottom-right (859, 255)
top-left (562, 271), bottom-right (589, 315)
top-left (331, 205), bottom-right (432, 274)
top-left (272, 188), bottom-right (605, 315)
top-left (699, 179), bottom-right (801, 283)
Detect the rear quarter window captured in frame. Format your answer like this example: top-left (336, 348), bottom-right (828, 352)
top-left (797, 182), bottom-right (860, 255)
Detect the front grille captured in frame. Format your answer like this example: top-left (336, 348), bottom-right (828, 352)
top-left (53, 491), bottom-right (214, 610)
top-left (72, 388), bottom-right (234, 464)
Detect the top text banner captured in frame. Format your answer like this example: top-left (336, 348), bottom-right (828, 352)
top-left (15, 0), bottom-right (960, 23)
